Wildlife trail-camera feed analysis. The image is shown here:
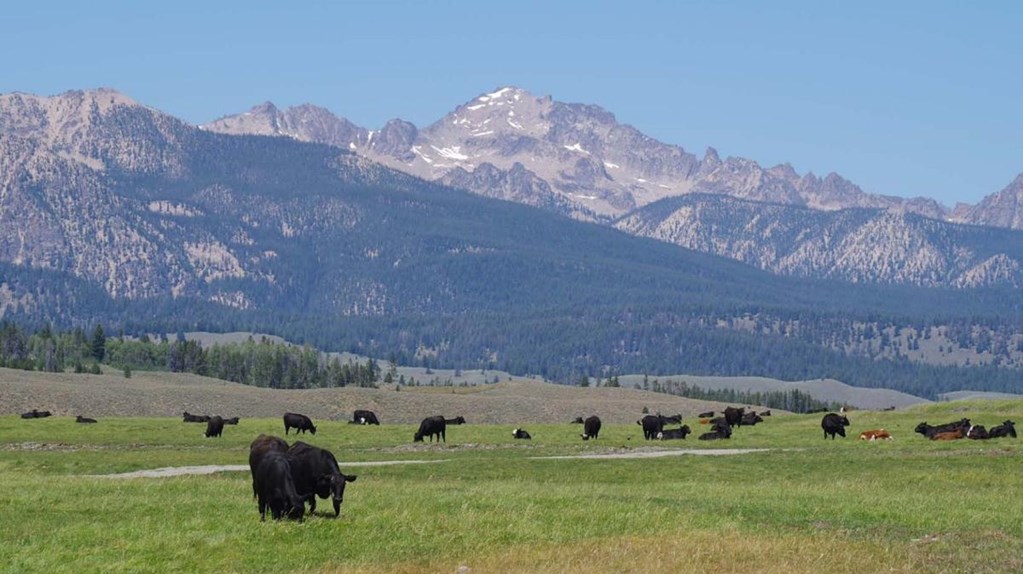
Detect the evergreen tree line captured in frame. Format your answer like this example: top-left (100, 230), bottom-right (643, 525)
top-left (0, 322), bottom-right (379, 389)
top-left (639, 376), bottom-right (837, 413)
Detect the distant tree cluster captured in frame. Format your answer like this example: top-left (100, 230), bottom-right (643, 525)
top-left (0, 322), bottom-right (379, 389)
top-left (641, 376), bottom-right (837, 413)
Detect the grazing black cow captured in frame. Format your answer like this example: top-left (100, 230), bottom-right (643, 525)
top-left (989, 420), bottom-right (1017, 439)
top-left (20, 409), bottom-right (52, 419)
top-left (249, 434), bottom-right (290, 498)
top-left (414, 415), bottom-right (465, 443)
top-left (204, 415), bottom-right (224, 438)
top-left (283, 412), bottom-right (316, 435)
top-left (350, 410), bottom-right (380, 425)
top-left (75, 415), bottom-right (98, 424)
top-left (287, 441), bottom-right (358, 517)
top-left (741, 412), bottom-right (764, 426)
top-left (914, 418), bottom-right (970, 439)
top-left (657, 425), bottom-right (692, 440)
top-left (697, 411), bottom-right (716, 419)
top-left (723, 406), bottom-right (745, 429)
top-left (222, 416), bottom-right (240, 425)
top-left (512, 428), bottom-right (532, 439)
top-left (966, 425), bottom-right (990, 440)
top-left (821, 413), bottom-right (850, 439)
top-left (182, 411), bottom-right (209, 423)
top-left (571, 416), bottom-right (585, 424)
top-left (581, 416), bottom-right (602, 440)
top-left (252, 451), bottom-right (305, 521)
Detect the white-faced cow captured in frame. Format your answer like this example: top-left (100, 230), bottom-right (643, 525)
top-left (350, 410), bottom-right (380, 425)
top-left (252, 450), bottom-right (305, 521)
top-left (859, 428), bottom-right (893, 441)
top-left (821, 413), bottom-right (850, 439)
top-left (414, 416), bottom-right (465, 443)
top-left (283, 412), bottom-right (316, 435)
top-left (581, 416), bottom-right (602, 440)
top-left (512, 428), bottom-right (532, 439)
top-left (287, 441), bottom-right (358, 517)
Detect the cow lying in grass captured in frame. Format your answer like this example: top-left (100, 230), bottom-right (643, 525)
top-left (858, 429), bottom-right (892, 441)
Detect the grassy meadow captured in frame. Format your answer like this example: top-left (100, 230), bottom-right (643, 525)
top-left (1, 401), bottom-right (1021, 573)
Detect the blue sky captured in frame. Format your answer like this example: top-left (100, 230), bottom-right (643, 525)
top-left (2, 1), bottom-right (1021, 205)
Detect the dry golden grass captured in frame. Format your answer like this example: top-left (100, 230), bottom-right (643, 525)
top-left (0, 367), bottom-right (730, 424)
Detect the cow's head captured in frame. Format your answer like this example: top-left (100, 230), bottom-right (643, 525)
top-left (413, 432), bottom-right (424, 442)
top-left (680, 424), bottom-right (691, 437)
top-left (318, 473), bottom-right (358, 517)
top-left (309, 424), bottom-right (317, 435)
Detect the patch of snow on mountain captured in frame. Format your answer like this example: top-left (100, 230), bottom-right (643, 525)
top-left (431, 145), bottom-right (469, 161)
top-left (564, 143), bottom-right (589, 154)
top-left (604, 162), bottom-right (620, 169)
top-left (412, 146), bottom-right (434, 164)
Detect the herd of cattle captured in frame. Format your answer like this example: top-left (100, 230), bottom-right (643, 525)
top-left (16, 404), bottom-right (1019, 522)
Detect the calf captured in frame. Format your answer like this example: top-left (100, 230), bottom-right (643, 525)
top-left (204, 415), bottom-right (224, 438)
top-left (657, 425), bottom-right (692, 440)
top-left (252, 451), bottom-right (305, 521)
top-left (512, 428), bottom-right (532, 440)
top-left (858, 429), bottom-right (892, 441)
top-left (287, 441), bottom-right (357, 517)
top-left (580, 416), bottom-right (602, 440)
top-left (283, 412), bottom-right (316, 435)
top-left (75, 415), bottom-right (98, 424)
top-left (821, 413), bottom-right (850, 439)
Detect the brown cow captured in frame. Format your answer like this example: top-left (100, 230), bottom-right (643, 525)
top-left (930, 427), bottom-right (966, 441)
top-left (858, 429), bottom-right (893, 441)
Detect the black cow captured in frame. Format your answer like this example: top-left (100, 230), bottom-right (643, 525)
top-left (741, 412), bottom-right (764, 426)
top-left (698, 425), bottom-right (732, 440)
top-left (512, 428), bottom-right (532, 439)
top-left (75, 415), bottom-right (98, 424)
top-left (249, 434), bottom-right (290, 498)
top-left (659, 413), bottom-right (683, 424)
top-left (350, 410), bottom-right (380, 425)
top-left (581, 416), bottom-right (601, 440)
top-left (287, 441), bottom-right (358, 517)
top-left (570, 416), bottom-right (585, 424)
top-left (204, 415), bottom-right (224, 438)
top-left (759, 410), bottom-right (772, 416)
top-left (697, 411), bottom-right (716, 418)
top-left (723, 406), bottom-right (745, 429)
top-left (914, 418), bottom-right (970, 439)
top-left (657, 425), bottom-right (692, 440)
top-left (638, 415), bottom-right (665, 440)
top-left (20, 409), bottom-right (52, 419)
top-left (252, 451), bottom-right (304, 521)
top-left (222, 416), bottom-right (240, 425)
top-left (283, 412), bottom-right (316, 435)
top-left (182, 411), bottom-right (209, 423)
top-left (414, 416), bottom-right (465, 443)
top-left (966, 425), bottom-right (990, 440)
top-left (821, 413), bottom-right (850, 439)
top-left (989, 420), bottom-right (1017, 439)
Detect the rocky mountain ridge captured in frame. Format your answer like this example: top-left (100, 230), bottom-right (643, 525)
top-left (204, 85), bottom-right (1016, 228)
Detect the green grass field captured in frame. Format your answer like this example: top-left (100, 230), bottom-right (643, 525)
top-left (1, 401), bottom-right (1021, 573)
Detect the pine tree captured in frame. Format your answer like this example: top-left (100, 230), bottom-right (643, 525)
top-left (91, 325), bottom-right (106, 363)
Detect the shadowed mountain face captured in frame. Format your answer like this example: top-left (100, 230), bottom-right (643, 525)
top-left (3, 88), bottom-right (1023, 397)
